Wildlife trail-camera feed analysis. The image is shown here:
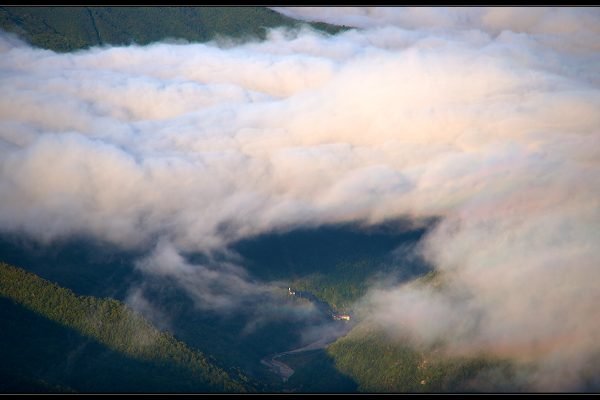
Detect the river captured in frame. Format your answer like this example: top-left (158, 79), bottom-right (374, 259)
top-left (260, 289), bottom-right (354, 381)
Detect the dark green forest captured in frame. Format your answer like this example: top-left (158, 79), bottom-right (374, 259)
top-left (0, 6), bottom-right (344, 52)
top-left (328, 322), bottom-right (520, 392)
top-left (233, 221), bottom-right (431, 312)
top-left (0, 262), bottom-right (250, 392)
top-left (0, 221), bottom-right (468, 393)
top-left (0, 228), bottom-right (521, 393)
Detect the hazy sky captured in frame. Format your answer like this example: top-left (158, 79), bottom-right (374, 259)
top-left (0, 7), bottom-right (598, 390)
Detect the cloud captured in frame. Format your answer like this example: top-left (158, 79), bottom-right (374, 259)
top-left (125, 285), bottom-right (173, 331)
top-left (0, 7), bottom-right (599, 390)
top-left (132, 240), bottom-right (320, 333)
top-left (134, 240), bottom-right (274, 312)
top-left (273, 7), bottom-right (600, 40)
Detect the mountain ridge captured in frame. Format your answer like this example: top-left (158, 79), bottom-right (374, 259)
top-left (0, 261), bottom-right (252, 392)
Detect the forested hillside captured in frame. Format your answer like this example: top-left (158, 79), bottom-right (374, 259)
top-left (0, 262), bottom-right (251, 392)
top-left (327, 321), bottom-right (519, 392)
top-left (0, 7), bottom-right (343, 52)
top-left (234, 222), bottom-right (431, 312)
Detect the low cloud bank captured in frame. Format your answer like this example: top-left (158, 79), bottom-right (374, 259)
top-left (0, 7), bottom-right (598, 389)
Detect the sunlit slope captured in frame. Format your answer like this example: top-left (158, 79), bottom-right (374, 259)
top-left (326, 273), bottom-right (519, 393)
top-left (327, 323), bottom-right (519, 392)
top-left (0, 262), bottom-right (251, 392)
top-left (0, 6), bottom-right (344, 52)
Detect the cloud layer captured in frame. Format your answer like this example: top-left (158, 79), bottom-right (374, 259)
top-left (1, 7), bottom-right (599, 390)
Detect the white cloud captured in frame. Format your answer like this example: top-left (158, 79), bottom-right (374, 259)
top-left (0, 7), bottom-right (598, 389)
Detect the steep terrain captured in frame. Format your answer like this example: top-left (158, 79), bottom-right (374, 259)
top-left (0, 262), bottom-right (251, 392)
top-left (0, 7), bottom-right (535, 393)
top-left (0, 7), bottom-right (343, 52)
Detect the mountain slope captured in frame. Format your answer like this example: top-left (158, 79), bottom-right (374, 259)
top-left (233, 222), bottom-right (432, 312)
top-left (0, 262), bottom-right (251, 392)
top-left (325, 275), bottom-right (521, 393)
top-left (0, 6), bottom-right (344, 52)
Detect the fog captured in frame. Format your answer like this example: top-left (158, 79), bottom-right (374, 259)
top-left (0, 7), bottom-right (598, 390)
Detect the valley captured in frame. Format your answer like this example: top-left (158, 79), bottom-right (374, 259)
top-left (1, 5), bottom-right (595, 393)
